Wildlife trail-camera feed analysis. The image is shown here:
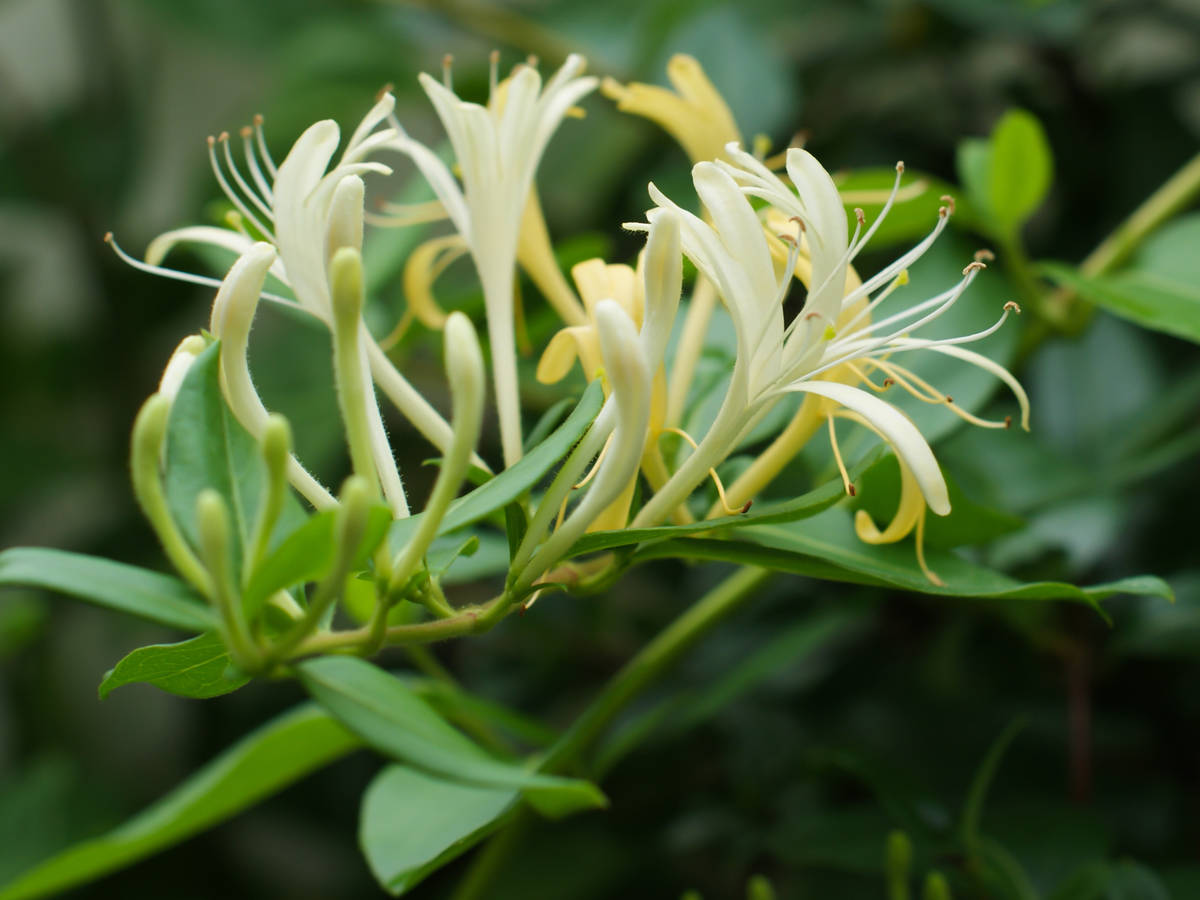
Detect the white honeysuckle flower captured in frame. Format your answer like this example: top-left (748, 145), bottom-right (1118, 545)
top-left (157, 334), bottom-right (207, 403)
top-left (513, 298), bottom-right (653, 593)
top-left (208, 243), bottom-right (338, 511)
top-left (383, 53), bottom-right (599, 469)
top-left (109, 97), bottom-right (476, 485)
top-left (630, 148), bottom-right (1026, 549)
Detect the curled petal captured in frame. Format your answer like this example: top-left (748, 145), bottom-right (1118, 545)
top-left (779, 380), bottom-right (950, 516)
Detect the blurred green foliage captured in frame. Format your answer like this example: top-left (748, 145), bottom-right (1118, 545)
top-left (2, 0), bottom-right (1200, 897)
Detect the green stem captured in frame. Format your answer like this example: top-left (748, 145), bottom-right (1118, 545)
top-left (451, 566), bottom-right (773, 897)
top-left (542, 565), bottom-right (772, 771)
top-left (1039, 149), bottom-right (1200, 332)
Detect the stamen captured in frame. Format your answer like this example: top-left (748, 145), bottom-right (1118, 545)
top-left (827, 413), bottom-right (856, 497)
top-left (442, 53), bottom-right (454, 90)
top-left (221, 133), bottom-right (274, 221)
top-left (573, 432), bottom-right (613, 489)
top-left (962, 260), bottom-right (986, 275)
top-left (661, 427), bottom-right (746, 515)
top-left (240, 125), bottom-right (274, 203)
top-left (367, 198), bottom-right (449, 227)
top-left (104, 232), bottom-right (300, 310)
top-left (489, 49), bottom-right (500, 96)
top-left (1004, 300), bottom-right (1021, 314)
top-left (375, 82), bottom-right (394, 103)
top-left (854, 207), bottom-right (866, 226)
top-left (207, 135), bottom-right (275, 242)
top-left (253, 114), bottom-right (277, 178)
top-left (915, 508), bottom-right (943, 586)
top-left (974, 248), bottom-right (995, 262)
top-left (940, 194), bottom-right (956, 215)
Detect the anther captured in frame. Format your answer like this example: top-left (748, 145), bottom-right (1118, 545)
top-left (962, 260), bottom-right (986, 275)
top-left (855, 207), bottom-right (866, 226)
top-left (1003, 300), bottom-right (1022, 313)
top-left (790, 130), bottom-right (810, 149)
top-left (206, 135), bottom-right (216, 147)
top-left (526, 54), bottom-right (539, 68)
top-left (938, 206), bottom-right (949, 219)
top-left (240, 125), bottom-right (252, 139)
top-left (847, 484), bottom-right (857, 497)
top-left (940, 194), bottom-right (956, 215)
top-left (896, 161), bottom-right (906, 174)
top-left (974, 248), bottom-right (995, 262)
top-left (882, 378), bottom-right (894, 388)
top-left (103, 231), bottom-right (113, 243)
top-left (740, 501), bottom-right (753, 514)
top-left (253, 114), bottom-right (264, 126)
top-left (1004, 415), bottom-right (1013, 429)
top-left (489, 49), bottom-right (500, 65)
top-left (945, 395), bottom-right (953, 403)
top-left (218, 131), bottom-right (229, 143)
top-left (375, 82), bottom-right (394, 102)
top-left (777, 232), bottom-right (798, 247)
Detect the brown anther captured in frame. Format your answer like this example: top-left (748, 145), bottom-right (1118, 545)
top-left (253, 114), bottom-right (264, 126)
top-left (974, 248), bottom-right (995, 262)
top-left (103, 231), bottom-right (114, 243)
top-left (789, 215), bottom-right (806, 233)
top-left (206, 135), bottom-right (216, 147)
top-left (962, 261), bottom-right (986, 275)
top-left (896, 160), bottom-right (906, 174)
top-left (740, 501), bottom-right (753, 514)
top-left (374, 197), bottom-right (388, 210)
top-left (526, 54), bottom-right (539, 68)
top-left (444, 53), bottom-right (455, 68)
top-left (940, 194), bottom-right (956, 214)
top-left (805, 311), bottom-right (822, 320)
top-left (847, 484), bottom-right (857, 497)
top-left (218, 131), bottom-right (229, 142)
top-left (882, 378), bottom-right (894, 388)
top-left (945, 395), bottom-right (954, 403)
top-left (240, 125), bottom-right (253, 138)
top-left (375, 82), bottom-right (394, 102)
top-left (938, 206), bottom-right (949, 219)
top-left (777, 233), bottom-right (798, 247)
top-left (1003, 300), bottom-right (1022, 313)
top-left (790, 130), bottom-right (810, 149)
top-left (1004, 415), bottom-right (1013, 429)
top-left (854, 207), bottom-right (866, 226)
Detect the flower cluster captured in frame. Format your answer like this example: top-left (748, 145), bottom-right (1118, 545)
top-left (112, 51), bottom-right (1028, 662)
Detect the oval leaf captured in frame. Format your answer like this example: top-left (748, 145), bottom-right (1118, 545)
top-left (0, 548), bottom-right (214, 632)
top-left (0, 706), bottom-right (358, 900)
top-left (988, 108), bottom-right (1053, 236)
top-left (359, 765), bottom-right (515, 895)
top-left (297, 656), bottom-right (606, 818)
top-left (99, 632), bottom-right (248, 700)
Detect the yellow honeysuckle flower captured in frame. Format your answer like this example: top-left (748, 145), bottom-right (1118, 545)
top-left (602, 54), bottom-right (741, 165)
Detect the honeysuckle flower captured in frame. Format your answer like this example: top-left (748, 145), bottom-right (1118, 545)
top-left (208, 242), bottom-right (338, 512)
top-left (512, 298), bottom-right (653, 594)
top-left (383, 53), bottom-right (598, 469)
top-left (110, 96), bottom-right (482, 512)
top-left (628, 146), bottom-right (1028, 580)
top-left (157, 334), bottom-right (207, 403)
top-left (603, 55), bottom-right (744, 431)
top-left (510, 212), bottom-right (681, 584)
top-left (601, 54), bottom-right (741, 166)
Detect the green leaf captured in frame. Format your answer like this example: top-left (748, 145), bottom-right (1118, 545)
top-left (987, 109), bottom-right (1053, 236)
top-left (98, 633), bottom-right (248, 700)
top-left (0, 705), bottom-right (359, 900)
top-left (0, 548), bottom-right (214, 632)
top-left (1043, 261), bottom-right (1200, 345)
top-left (243, 504), bottom-right (392, 613)
top-left (388, 380), bottom-right (603, 554)
top-left (297, 656), bottom-right (606, 818)
top-left (165, 341), bottom-right (307, 578)
top-left (567, 454), bottom-right (881, 558)
top-left (359, 765), bottom-right (516, 895)
top-left (634, 507), bottom-right (1172, 610)
top-left (956, 138), bottom-right (993, 222)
